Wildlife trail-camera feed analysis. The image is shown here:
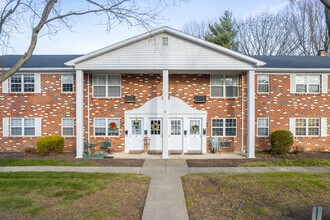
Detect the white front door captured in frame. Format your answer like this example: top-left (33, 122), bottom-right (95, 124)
top-left (149, 119), bottom-right (162, 151)
top-left (188, 119), bottom-right (202, 152)
top-left (169, 119), bottom-right (183, 152)
top-left (129, 118), bottom-right (144, 151)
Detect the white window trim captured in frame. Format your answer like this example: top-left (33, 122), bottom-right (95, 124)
top-left (257, 118), bottom-right (269, 137)
top-left (10, 118), bottom-right (36, 137)
top-left (61, 74), bottom-right (75, 93)
top-left (94, 118), bottom-right (120, 137)
top-left (257, 74), bottom-right (270, 94)
top-left (210, 74), bottom-right (239, 98)
top-left (62, 118), bottom-right (75, 137)
top-left (294, 118), bottom-right (320, 137)
top-left (92, 74), bottom-right (121, 98)
top-left (211, 118), bottom-right (237, 137)
top-left (9, 74), bottom-right (36, 94)
top-left (294, 75), bottom-right (321, 94)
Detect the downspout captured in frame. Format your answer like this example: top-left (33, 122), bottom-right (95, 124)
top-left (87, 72), bottom-right (90, 143)
top-left (241, 73), bottom-right (245, 153)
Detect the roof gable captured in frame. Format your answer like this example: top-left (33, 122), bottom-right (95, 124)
top-left (66, 26), bottom-right (264, 70)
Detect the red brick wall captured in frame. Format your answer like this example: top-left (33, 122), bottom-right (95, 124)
top-left (1, 72), bottom-right (329, 153)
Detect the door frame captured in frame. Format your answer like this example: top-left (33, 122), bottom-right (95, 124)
top-left (169, 118), bottom-right (184, 153)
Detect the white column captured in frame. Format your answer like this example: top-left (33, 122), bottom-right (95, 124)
top-left (162, 70), bottom-right (169, 159)
top-left (247, 70), bottom-right (255, 158)
top-left (76, 70), bottom-right (84, 158)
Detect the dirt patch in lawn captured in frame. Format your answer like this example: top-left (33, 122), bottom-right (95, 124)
top-left (182, 172), bottom-right (330, 220)
top-left (0, 152), bottom-right (145, 167)
top-left (186, 152), bottom-right (330, 167)
top-left (0, 172), bottom-right (150, 220)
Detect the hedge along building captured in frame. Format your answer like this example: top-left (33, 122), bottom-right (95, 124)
top-left (0, 26), bottom-right (330, 158)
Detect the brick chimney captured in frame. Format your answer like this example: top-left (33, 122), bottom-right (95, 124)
top-left (318, 50), bottom-right (329, 56)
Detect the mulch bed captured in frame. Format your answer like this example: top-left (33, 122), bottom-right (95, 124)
top-left (0, 152), bottom-right (145, 167)
top-left (186, 152), bottom-right (330, 167)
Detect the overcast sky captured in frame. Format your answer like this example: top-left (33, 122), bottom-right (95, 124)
top-left (8, 0), bottom-right (287, 55)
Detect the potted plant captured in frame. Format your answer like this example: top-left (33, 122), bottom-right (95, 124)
top-left (210, 138), bottom-right (220, 154)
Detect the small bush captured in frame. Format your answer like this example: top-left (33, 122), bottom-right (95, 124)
top-left (24, 147), bottom-right (37, 155)
top-left (270, 130), bottom-right (294, 157)
top-left (36, 136), bottom-right (64, 155)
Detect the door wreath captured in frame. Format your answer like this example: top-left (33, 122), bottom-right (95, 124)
top-left (191, 124), bottom-right (199, 134)
top-left (109, 122), bottom-right (118, 130)
top-left (134, 119), bottom-right (140, 129)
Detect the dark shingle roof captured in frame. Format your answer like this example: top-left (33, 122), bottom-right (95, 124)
top-left (0, 55), bottom-right (81, 68)
top-left (0, 54), bottom-right (330, 69)
top-left (251, 55), bottom-right (330, 69)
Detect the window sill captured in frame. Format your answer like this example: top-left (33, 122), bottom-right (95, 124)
top-left (210, 97), bottom-right (239, 99)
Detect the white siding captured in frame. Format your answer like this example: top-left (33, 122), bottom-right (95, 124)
top-left (76, 33), bottom-right (254, 70)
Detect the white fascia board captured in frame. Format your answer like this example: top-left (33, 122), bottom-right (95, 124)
top-left (65, 26), bottom-right (265, 67)
top-left (256, 68), bottom-right (330, 73)
top-left (1, 67), bottom-right (74, 72)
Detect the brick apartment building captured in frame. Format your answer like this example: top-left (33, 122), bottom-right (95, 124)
top-left (0, 27), bottom-right (329, 158)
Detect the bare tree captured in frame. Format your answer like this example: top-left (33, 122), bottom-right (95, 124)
top-left (0, 0), bottom-right (181, 82)
top-left (181, 20), bottom-right (209, 39)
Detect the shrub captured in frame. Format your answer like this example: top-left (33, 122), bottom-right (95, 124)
top-left (270, 130), bottom-right (294, 157)
top-left (36, 136), bottom-right (64, 155)
top-left (24, 147), bottom-right (37, 155)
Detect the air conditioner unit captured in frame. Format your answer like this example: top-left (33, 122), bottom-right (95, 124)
top-left (124, 95), bottom-right (136, 103)
top-left (194, 95), bottom-right (206, 103)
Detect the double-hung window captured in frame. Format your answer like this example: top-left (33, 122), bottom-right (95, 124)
top-left (94, 118), bottom-right (120, 137)
top-left (212, 118), bottom-right (237, 137)
top-left (62, 118), bottom-right (74, 136)
top-left (257, 75), bottom-right (269, 93)
top-left (10, 118), bottom-right (36, 136)
top-left (210, 75), bottom-right (238, 98)
top-left (10, 74), bottom-right (35, 92)
top-left (93, 74), bottom-right (121, 98)
top-left (295, 118), bottom-right (319, 136)
top-left (257, 118), bottom-right (269, 137)
top-left (295, 76), bottom-right (320, 93)
top-left (62, 75), bottom-right (74, 92)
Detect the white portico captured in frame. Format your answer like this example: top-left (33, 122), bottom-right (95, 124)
top-left (66, 26), bottom-right (264, 159)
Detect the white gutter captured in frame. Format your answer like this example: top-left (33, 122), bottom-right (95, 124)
top-left (0, 67), bottom-right (74, 72)
top-left (256, 68), bottom-right (330, 73)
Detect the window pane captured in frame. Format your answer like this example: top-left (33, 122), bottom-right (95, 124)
top-left (11, 119), bottom-right (22, 126)
top-left (63, 118), bottom-right (74, 127)
top-left (225, 76), bottom-right (238, 86)
top-left (212, 119), bottom-right (223, 127)
top-left (258, 84), bottom-right (269, 93)
top-left (93, 75), bottom-right (106, 85)
top-left (95, 128), bottom-right (106, 136)
top-left (11, 84), bottom-right (21, 92)
top-left (63, 128), bottom-right (74, 136)
top-left (296, 119), bottom-right (306, 127)
top-left (296, 76), bottom-right (307, 84)
top-left (225, 86), bottom-right (238, 97)
top-left (211, 86), bottom-right (223, 97)
top-left (62, 84), bottom-right (73, 92)
top-left (308, 128), bottom-right (319, 136)
top-left (212, 128), bottom-right (223, 136)
top-left (309, 85), bottom-right (319, 93)
top-left (11, 75), bottom-right (22, 83)
top-left (24, 128), bottom-right (35, 136)
top-left (11, 127), bottom-right (22, 136)
top-left (308, 76), bottom-right (320, 84)
top-left (258, 128), bottom-right (268, 136)
top-left (296, 128), bottom-right (306, 135)
top-left (95, 119), bottom-right (106, 127)
top-left (62, 75), bottom-right (73, 84)
top-left (24, 75), bottom-right (35, 83)
top-left (258, 119), bottom-right (268, 127)
top-left (211, 75), bottom-right (223, 85)
top-left (108, 75), bottom-right (120, 85)
top-left (24, 119), bottom-right (35, 126)
top-left (225, 128), bottom-right (236, 136)
top-left (24, 84), bottom-right (35, 92)
top-left (108, 86), bottom-right (120, 97)
top-left (258, 75), bottom-right (269, 84)
top-left (94, 86), bottom-right (106, 97)
top-left (190, 120), bottom-right (200, 135)
top-left (132, 120), bottom-right (142, 135)
top-left (225, 119), bottom-right (236, 127)
top-left (308, 119), bottom-right (319, 127)
top-left (296, 84), bottom-right (307, 93)
top-left (108, 118), bottom-right (119, 136)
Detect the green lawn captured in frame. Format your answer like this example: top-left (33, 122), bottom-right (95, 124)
top-left (182, 172), bottom-right (330, 220)
top-left (240, 158), bottom-right (330, 167)
top-left (0, 172), bottom-right (149, 219)
top-left (0, 159), bottom-right (99, 166)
